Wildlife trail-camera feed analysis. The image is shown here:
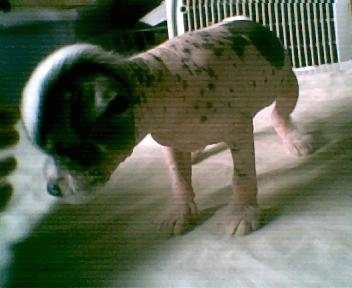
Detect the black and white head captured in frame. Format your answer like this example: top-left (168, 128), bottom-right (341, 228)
top-left (21, 44), bottom-right (136, 203)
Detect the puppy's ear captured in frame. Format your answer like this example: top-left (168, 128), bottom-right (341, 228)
top-left (101, 94), bottom-right (129, 117)
top-left (71, 72), bottom-right (130, 136)
top-left (86, 73), bottom-right (130, 119)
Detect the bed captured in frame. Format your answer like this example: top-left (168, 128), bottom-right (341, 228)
top-left (1, 60), bottom-right (352, 287)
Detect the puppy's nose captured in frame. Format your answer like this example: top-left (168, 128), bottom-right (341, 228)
top-left (47, 181), bottom-right (63, 197)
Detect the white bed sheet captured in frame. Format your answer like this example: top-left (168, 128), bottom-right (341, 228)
top-left (1, 62), bottom-right (352, 287)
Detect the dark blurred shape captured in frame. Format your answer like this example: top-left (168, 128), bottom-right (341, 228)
top-left (0, 106), bottom-right (18, 211)
top-left (0, 107), bottom-right (19, 148)
top-left (75, 0), bottom-right (167, 54)
top-left (0, 0), bottom-right (11, 13)
top-left (76, 0), bottom-right (162, 33)
top-left (0, 156), bottom-right (17, 177)
top-left (0, 126), bottom-right (19, 148)
top-left (0, 106), bottom-right (19, 126)
top-left (0, 181), bottom-right (12, 211)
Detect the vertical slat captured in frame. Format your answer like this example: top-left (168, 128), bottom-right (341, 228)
top-left (306, 3), bottom-right (315, 66)
top-left (248, 0), bottom-right (254, 20)
top-left (204, 0), bottom-right (210, 27)
top-left (210, 0), bottom-right (214, 24)
top-left (267, 0), bottom-right (274, 31)
top-left (280, 2), bottom-right (288, 50)
top-left (192, 0), bottom-right (197, 30)
top-left (227, 0), bottom-right (231, 18)
top-left (222, 0), bottom-right (226, 19)
top-left (216, 0), bottom-right (221, 22)
top-left (198, 0), bottom-right (204, 28)
top-left (313, 3), bottom-right (322, 65)
top-left (210, 0), bottom-right (215, 25)
top-left (300, 2), bottom-right (309, 66)
top-left (261, 2), bottom-right (266, 26)
top-left (186, 0), bottom-right (191, 31)
top-left (221, 0), bottom-right (225, 21)
top-left (254, 1), bottom-right (259, 22)
top-left (242, 0), bottom-right (247, 17)
top-left (220, 0), bottom-right (223, 21)
top-left (287, 3), bottom-right (297, 67)
top-left (319, 2), bottom-right (328, 64)
top-left (229, 0), bottom-right (234, 17)
top-left (294, 1), bottom-right (302, 67)
top-left (204, 0), bottom-right (211, 26)
top-left (325, 2), bottom-right (334, 63)
top-left (223, 0), bottom-right (230, 18)
top-left (235, 0), bottom-right (240, 16)
top-left (274, 2), bottom-right (280, 38)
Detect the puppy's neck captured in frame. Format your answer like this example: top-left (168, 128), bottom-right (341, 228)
top-left (127, 50), bottom-right (175, 144)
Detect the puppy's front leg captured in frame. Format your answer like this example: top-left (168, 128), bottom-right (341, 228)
top-left (161, 147), bottom-right (199, 235)
top-left (226, 122), bottom-right (260, 236)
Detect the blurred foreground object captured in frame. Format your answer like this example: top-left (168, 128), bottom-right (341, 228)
top-left (0, 107), bottom-right (19, 211)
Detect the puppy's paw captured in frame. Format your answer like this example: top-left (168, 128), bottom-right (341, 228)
top-left (160, 201), bottom-right (199, 235)
top-left (224, 204), bottom-right (260, 236)
top-left (283, 132), bottom-right (314, 157)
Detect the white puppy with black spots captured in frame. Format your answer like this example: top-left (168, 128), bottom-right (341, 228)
top-left (21, 18), bottom-right (312, 236)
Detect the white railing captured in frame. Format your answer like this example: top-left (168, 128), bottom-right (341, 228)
top-left (166, 0), bottom-right (352, 69)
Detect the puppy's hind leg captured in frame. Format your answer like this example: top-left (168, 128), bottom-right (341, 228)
top-left (272, 70), bottom-right (313, 156)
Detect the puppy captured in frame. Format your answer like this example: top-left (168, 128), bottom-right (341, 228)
top-left (21, 19), bottom-right (312, 235)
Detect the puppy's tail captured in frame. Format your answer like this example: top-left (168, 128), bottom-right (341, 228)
top-left (21, 44), bottom-right (126, 148)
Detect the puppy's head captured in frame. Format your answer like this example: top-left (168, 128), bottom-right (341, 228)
top-left (22, 44), bottom-right (136, 203)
